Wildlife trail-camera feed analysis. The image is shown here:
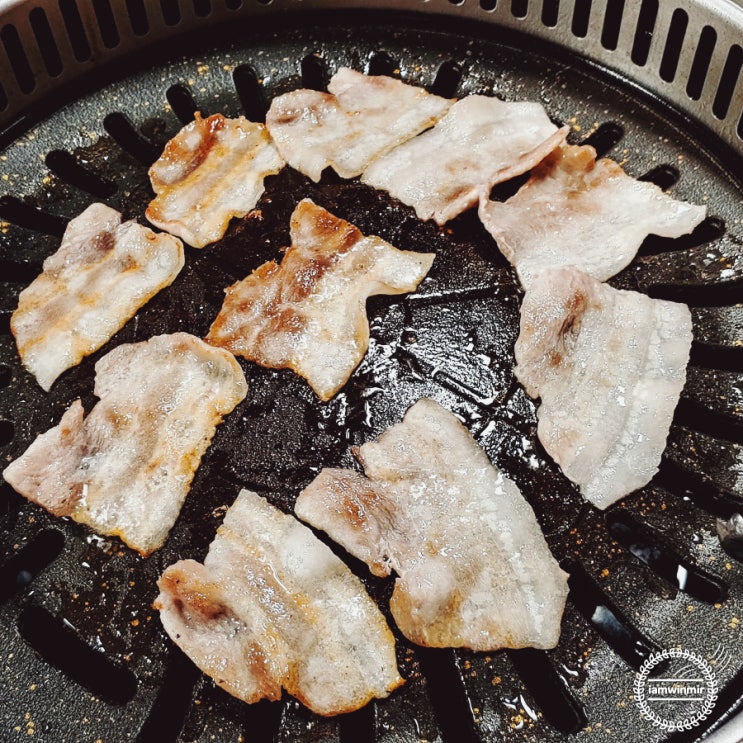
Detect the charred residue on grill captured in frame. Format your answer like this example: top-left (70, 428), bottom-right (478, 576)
top-left (0, 18), bottom-right (742, 743)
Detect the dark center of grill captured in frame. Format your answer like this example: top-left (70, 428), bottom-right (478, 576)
top-left (0, 11), bottom-right (742, 743)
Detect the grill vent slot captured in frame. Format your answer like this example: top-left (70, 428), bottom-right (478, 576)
top-left (0, 419), bottom-right (14, 447)
top-left (194, 0), bottom-right (212, 17)
top-left (103, 111), bottom-right (160, 163)
top-left (659, 8), bottom-right (688, 83)
top-left (166, 83), bottom-right (200, 123)
top-left (630, 0), bottom-right (657, 65)
top-left (125, 0), bottom-right (149, 35)
top-left (686, 24), bottom-right (716, 100)
top-left (1, 24), bottom-right (35, 94)
top-left (59, 0), bottom-right (92, 62)
top-left (29, 8), bottom-right (63, 77)
top-left (226, 0), bottom-right (242, 9)
top-left (0, 530), bottom-right (65, 604)
top-left (300, 52), bottom-right (328, 92)
top-left (232, 63), bottom-right (266, 121)
top-left (571, 0), bottom-right (592, 38)
top-left (712, 44), bottom-right (743, 120)
top-left (18, 605), bottom-right (139, 704)
top-left (511, 0), bottom-right (528, 20)
top-left (160, 0), bottom-right (181, 27)
top-left (541, 0), bottom-right (559, 27)
top-left (480, 0), bottom-right (496, 12)
top-left (93, 0), bottom-right (121, 48)
top-left (600, 0), bottom-right (624, 51)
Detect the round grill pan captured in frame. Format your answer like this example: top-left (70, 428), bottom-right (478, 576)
top-left (1, 3), bottom-right (743, 742)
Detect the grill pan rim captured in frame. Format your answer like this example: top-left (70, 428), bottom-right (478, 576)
top-left (0, 5), bottom-right (740, 743)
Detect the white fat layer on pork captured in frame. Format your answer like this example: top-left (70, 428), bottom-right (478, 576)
top-left (265, 67), bottom-right (453, 181)
top-left (2, 333), bottom-right (247, 554)
top-left (11, 203), bottom-right (184, 391)
top-left (514, 267), bottom-right (692, 509)
top-left (479, 144), bottom-right (708, 288)
top-left (155, 489), bottom-right (403, 716)
top-left (361, 95), bottom-right (569, 225)
top-left (146, 113), bottom-right (284, 248)
top-left (206, 198), bottom-right (434, 400)
top-left (295, 398), bottom-right (569, 651)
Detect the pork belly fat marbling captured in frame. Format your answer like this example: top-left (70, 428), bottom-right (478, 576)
top-left (361, 95), bottom-right (569, 225)
top-left (206, 198), bottom-right (435, 400)
top-left (146, 113), bottom-right (284, 248)
top-left (2, 333), bottom-right (247, 555)
top-left (479, 144), bottom-right (707, 288)
top-left (156, 489), bottom-right (403, 716)
top-left (11, 202), bottom-right (184, 391)
top-left (514, 267), bottom-right (692, 509)
top-left (265, 67), bottom-right (453, 181)
top-left (295, 398), bottom-right (569, 651)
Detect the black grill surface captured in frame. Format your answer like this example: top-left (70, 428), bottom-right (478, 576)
top-left (1, 15), bottom-right (742, 743)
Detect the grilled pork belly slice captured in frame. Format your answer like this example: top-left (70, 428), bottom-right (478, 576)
top-left (361, 95), bottom-right (569, 225)
top-left (146, 113), bottom-right (284, 247)
top-left (295, 398), bottom-right (569, 651)
top-left (156, 489), bottom-right (403, 715)
top-left (514, 267), bottom-right (692, 509)
top-left (206, 199), bottom-right (434, 400)
top-left (479, 144), bottom-right (707, 288)
top-left (266, 67), bottom-right (453, 181)
top-left (2, 333), bottom-right (247, 555)
top-left (11, 202), bottom-right (184, 391)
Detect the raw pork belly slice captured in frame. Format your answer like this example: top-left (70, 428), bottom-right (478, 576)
top-left (206, 199), bottom-right (434, 400)
top-left (156, 489), bottom-right (403, 715)
top-left (11, 202), bottom-right (184, 391)
top-left (295, 398), bottom-right (569, 651)
top-left (361, 95), bottom-right (569, 225)
top-left (514, 267), bottom-right (692, 509)
top-left (266, 67), bottom-right (453, 181)
top-left (146, 113), bottom-right (284, 247)
top-left (479, 144), bottom-right (707, 288)
top-left (2, 333), bottom-right (247, 555)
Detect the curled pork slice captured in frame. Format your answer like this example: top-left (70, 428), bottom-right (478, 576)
top-left (2, 333), bottom-right (247, 554)
top-left (361, 95), bottom-right (569, 225)
top-left (266, 67), bottom-right (453, 181)
top-left (206, 198), bottom-right (434, 400)
top-left (146, 113), bottom-right (284, 247)
top-left (515, 267), bottom-right (692, 509)
top-left (156, 489), bottom-right (403, 715)
top-left (295, 398), bottom-right (569, 651)
top-left (479, 144), bottom-right (707, 288)
top-left (11, 202), bottom-right (184, 391)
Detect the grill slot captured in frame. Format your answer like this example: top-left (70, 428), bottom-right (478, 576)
top-left (1, 23), bottom-right (35, 95)
top-left (59, 0), bottom-right (92, 62)
top-left (160, 0), bottom-right (182, 27)
top-left (125, 0), bottom-right (150, 36)
top-left (102, 111), bottom-right (160, 164)
top-left (712, 44), bottom-right (743, 121)
top-left (166, 83), bottom-right (200, 123)
top-left (135, 648), bottom-right (200, 743)
top-left (565, 562), bottom-right (662, 669)
top-left (300, 52), bottom-right (328, 92)
top-left (29, 7), bottom-right (63, 78)
top-left (233, 63), bottom-right (267, 121)
top-left (606, 511), bottom-right (729, 602)
top-left (93, 0), bottom-right (121, 48)
top-left (45, 149), bottom-right (118, 198)
top-left (0, 196), bottom-right (69, 236)
top-left (18, 604), bottom-right (140, 704)
top-left (0, 529), bottom-right (65, 603)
